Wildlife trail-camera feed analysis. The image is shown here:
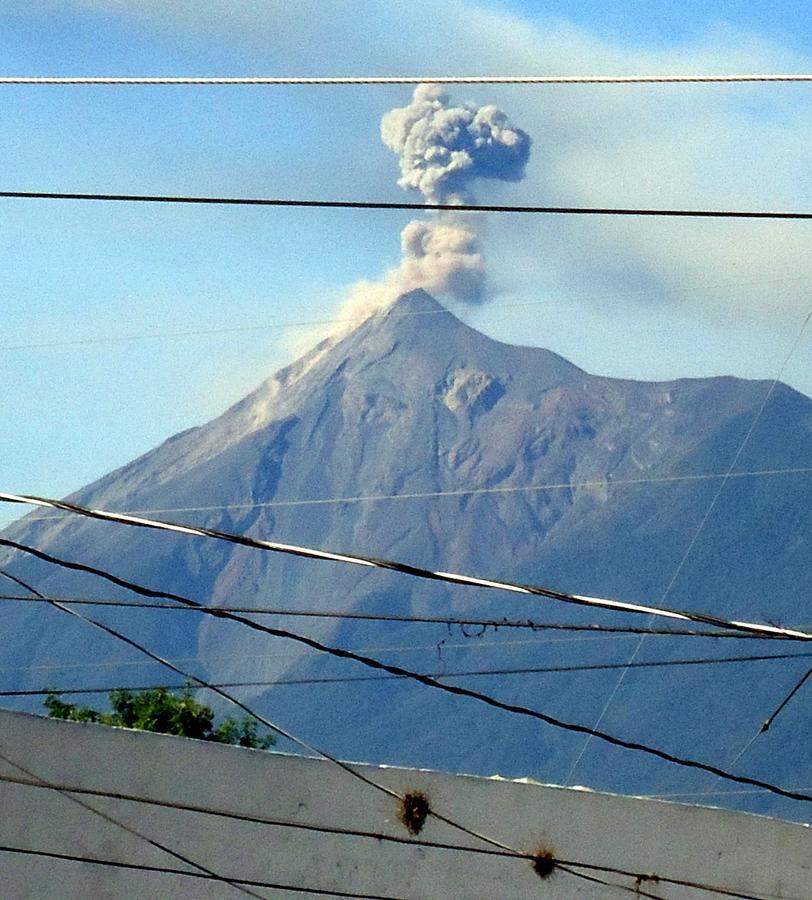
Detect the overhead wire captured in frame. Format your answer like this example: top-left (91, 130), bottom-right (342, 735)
top-left (696, 661), bottom-right (812, 802)
top-left (2, 466), bottom-right (810, 528)
top-left (551, 860), bottom-right (791, 900)
top-left (6, 646), bottom-right (812, 698)
top-left (2, 74), bottom-right (811, 84)
top-left (758, 666), bottom-right (812, 733)
top-left (0, 583), bottom-right (263, 900)
top-left (0, 272), bottom-right (804, 356)
top-left (0, 633), bottom-right (702, 678)
top-left (0, 771), bottom-right (784, 899)
top-left (0, 565), bottom-right (531, 864)
top-left (0, 749), bottom-right (264, 900)
top-left (0, 845), bottom-right (403, 899)
top-left (561, 302), bottom-right (812, 785)
top-left (3, 536), bottom-right (812, 803)
top-left (0, 591), bottom-right (805, 640)
top-left (1, 497), bottom-right (809, 641)
top-left (2, 189), bottom-right (811, 220)
top-left (552, 865), bottom-right (664, 899)
top-left (647, 784), bottom-right (812, 800)
top-left (0, 637), bottom-right (625, 676)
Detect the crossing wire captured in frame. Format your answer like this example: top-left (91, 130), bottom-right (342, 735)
top-left (759, 666), bottom-right (812, 733)
top-left (0, 272), bottom-right (805, 356)
top-left (6, 644), bottom-right (812, 698)
top-left (697, 663), bottom-right (812, 802)
top-left (0, 772), bottom-right (781, 899)
top-left (2, 189), bottom-right (811, 220)
top-left (0, 592), bottom-right (802, 640)
top-left (0, 845), bottom-right (403, 899)
top-left (2, 74), bottom-right (811, 84)
top-left (0, 748), bottom-right (263, 900)
top-left (3, 466), bottom-right (811, 526)
top-left (1, 494), bottom-right (809, 642)
top-left (0, 580), bottom-right (262, 900)
top-left (0, 565), bottom-right (531, 864)
top-left (3, 535), bottom-right (812, 804)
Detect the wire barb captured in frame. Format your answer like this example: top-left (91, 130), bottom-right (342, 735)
top-left (1, 494), bottom-right (810, 641)
top-left (3, 536), bottom-right (812, 803)
top-left (2, 591), bottom-right (801, 638)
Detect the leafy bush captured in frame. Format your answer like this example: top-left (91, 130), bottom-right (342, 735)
top-left (43, 682), bottom-right (275, 749)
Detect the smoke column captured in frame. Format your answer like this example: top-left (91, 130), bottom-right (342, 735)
top-left (381, 82), bottom-right (530, 206)
top-left (327, 84), bottom-right (530, 338)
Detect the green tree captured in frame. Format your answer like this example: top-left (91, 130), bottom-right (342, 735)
top-left (43, 683), bottom-right (275, 749)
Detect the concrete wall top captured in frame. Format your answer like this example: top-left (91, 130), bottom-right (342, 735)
top-left (0, 708), bottom-right (809, 899)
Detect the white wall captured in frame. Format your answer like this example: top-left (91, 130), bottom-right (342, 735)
top-left (0, 708), bottom-right (809, 899)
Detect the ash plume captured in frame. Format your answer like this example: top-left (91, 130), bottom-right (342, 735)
top-left (380, 82), bottom-right (531, 206)
top-left (319, 84), bottom-right (530, 344)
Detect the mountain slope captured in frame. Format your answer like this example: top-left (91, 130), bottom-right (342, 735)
top-left (2, 289), bottom-right (811, 821)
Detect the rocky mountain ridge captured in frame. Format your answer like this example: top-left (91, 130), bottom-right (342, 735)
top-left (2, 289), bottom-right (811, 822)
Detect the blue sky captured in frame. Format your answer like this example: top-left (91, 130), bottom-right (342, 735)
top-left (1, 0), bottom-right (811, 525)
top-left (499, 0), bottom-right (812, 48)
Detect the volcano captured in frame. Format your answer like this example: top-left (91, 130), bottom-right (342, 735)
top-left (3, 289), bottom-right (811, 821)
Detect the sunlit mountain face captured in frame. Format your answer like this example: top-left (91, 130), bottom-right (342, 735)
top-left (3, 289), bottom-right (811, 822)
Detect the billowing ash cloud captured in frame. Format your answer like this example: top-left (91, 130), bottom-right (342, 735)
top-left (337, 217), bottom-right (486, 328)
top-left (381, 82), bottom-right (531, 204)
top-left (398, 218), bottom-right (485, 302)
top-left (312, 84), bottom-right (530, 345)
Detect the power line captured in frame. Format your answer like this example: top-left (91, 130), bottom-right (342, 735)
top-left (3, 466), bottom-right (810, 527)
top-left (0, 273), bottom-right (803, 355)
top-left (0, 845), bottom-right (403, 899)
top-left (1, 565), bottom-right (526, 863)
top-left (0, 629), bottom-right (787, 674)
top-left (1, 774), bottom-right (657, 900)
top-left (2, 189), bottom-right (811, 220)
top-left (6, 648), bottom-right (812, 698)
top-left (0, 769), bottom-right (525, 861)
top-left (2, 497), bottom-right (809, 642)
top-left (759, 666), bottom-right (812, 733)
top-left (647, 784), bottom-right (812, 799)
top-left (553, 861), bottom-right (787, 900)
top-left (0, 772), bottom-right (781, 899)
top-left (5, 536), bottom-right (812, 804)
top-left (0, 580), bottom-right (261, 900)
top-left (733, 662), bottom-right (812, 774)
top-left (700, 662), bottom-right (812, 799)
top-left (0, 634), bottom-right (663, 677)
top-left (554, 865), bottom-right (665, 899)
top-left (2, 74), bottom-right (811, 85)
top-left (0, 750), bottom-right (263, 900)
top-left (0, 592), bottom-right (801, 640)
top-left (562, 301), bottom-right (812, 784)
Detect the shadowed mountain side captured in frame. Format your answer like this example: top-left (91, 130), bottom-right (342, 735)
top-left (2, 290), bottom-right (811, 821)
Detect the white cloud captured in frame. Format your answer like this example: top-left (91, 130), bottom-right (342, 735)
top-left (67, 0), bottom-right (812, 330)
